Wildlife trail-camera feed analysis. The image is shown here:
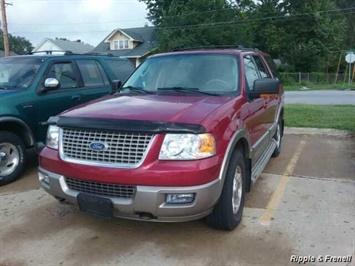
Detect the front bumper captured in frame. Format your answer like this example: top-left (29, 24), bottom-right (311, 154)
top-left (39, 167), bottom-right (222, 222)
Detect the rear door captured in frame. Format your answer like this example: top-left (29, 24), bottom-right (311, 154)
top-left (76, 59), bottom-right (111, 103)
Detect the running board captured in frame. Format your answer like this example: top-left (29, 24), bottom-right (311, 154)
top-left (251, 139), bottom-right (277, 183)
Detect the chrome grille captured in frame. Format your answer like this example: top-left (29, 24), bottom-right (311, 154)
top-left (61, 128), bottom-right (154, 166)
top-left (65, 177), bottom-right (136, 198)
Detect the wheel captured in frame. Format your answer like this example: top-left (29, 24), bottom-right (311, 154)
top-left (0, 131), bottom-right (27, 186)
top-left (272, 119), bottom-right (283, 157)
top-left (206, 148), bottom-right (246, 231)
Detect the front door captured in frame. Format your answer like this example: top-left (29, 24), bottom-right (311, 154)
top-left (34, 60), bottom-right (83, 141)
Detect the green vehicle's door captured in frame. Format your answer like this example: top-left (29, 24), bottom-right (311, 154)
top-left (34, 60), bottom-right (83, 142)
top-left (76, 59), bottom-right (112, 103)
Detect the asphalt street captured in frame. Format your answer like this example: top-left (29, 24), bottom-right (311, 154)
top-left (1, 133), bottom-right (354, 266)
top-left (285, 90), bottom-right (355, 105)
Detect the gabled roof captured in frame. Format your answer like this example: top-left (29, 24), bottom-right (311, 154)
top-left (33, 38), bottom-right (94, 53)
top-left (91, 26), bottom-right (157, 58)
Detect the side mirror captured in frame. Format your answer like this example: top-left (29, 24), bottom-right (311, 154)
top-left (41, 78), bottom-right (60, 93)
top-left (111, 80), bottom-right (122, 94)
top-left (249, 78), bottom-right (280, 99)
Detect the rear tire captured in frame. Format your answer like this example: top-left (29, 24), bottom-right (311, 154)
top-left (272, 119), bottom-right (283, 157)
top-left (0, 131), bottom-right (26, 186)
top-left (206, 149), bottom-right (246, 231)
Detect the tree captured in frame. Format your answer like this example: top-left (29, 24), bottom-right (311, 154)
top-left (140, 0), bottom-right (254, 51)
top-left (0, 30), bottom-right (33, 55)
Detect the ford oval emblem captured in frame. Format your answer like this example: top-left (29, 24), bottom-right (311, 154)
top-left (89, 142), bottom-right (107, 151)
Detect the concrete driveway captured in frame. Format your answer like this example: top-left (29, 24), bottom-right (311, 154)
top-left (0, 133), bottom-right (354, 266)
top-left (285, 90), bottom-right (355, 105)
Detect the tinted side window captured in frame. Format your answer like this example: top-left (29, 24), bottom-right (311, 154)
top-left (264, 55), bottom-right (279, 78)
top-left (253, 55), bottom-right (271, 78)
top-left (243, 55), bottom-right (259, 90)
top-left (77, 60), bottom-right (106, 87)
top-left (46, 62), bottom-right (77, 89)
top-left (105, 59), bottom-right (134, 82)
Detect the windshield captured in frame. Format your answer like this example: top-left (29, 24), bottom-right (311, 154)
top-left (0, 58), bottom-right (43, 89)
top-left (123, 54), bottom-right (239, 94)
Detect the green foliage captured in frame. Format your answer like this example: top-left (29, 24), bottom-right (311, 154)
top-left (140, 0), bottom-right (254, 52)
top-left (0, 30), bottom-right (33, 55)
top-left (141, 0), bottom-right (350, 72)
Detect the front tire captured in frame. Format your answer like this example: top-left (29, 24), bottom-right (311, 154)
top-left (206, 149), bottom-right (246, 231)
top-left (272, 119), bottom-right (283, 157)
top-left (0, 131), bottom-right (27, 186)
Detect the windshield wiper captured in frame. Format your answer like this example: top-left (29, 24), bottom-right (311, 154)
top-left (0, 86), bottom-right (8, 90)
top-left (157, 87), bottom-right (219, 96)
top-left (121, 86), bottom-right (155, 94)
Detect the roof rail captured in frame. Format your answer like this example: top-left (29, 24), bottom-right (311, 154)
top-left (83, 52), bottom-right (115, 57)
top-left (173, 45), bottom-right (259, 52)
top-left (27, 50), bottom-right (73, 55)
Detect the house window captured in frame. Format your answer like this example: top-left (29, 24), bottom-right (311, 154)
top-left (114, 41), bottom-right (119, 50)
top-left (124, 40), bottom-right (129, 49)
top-left (119, 40), bottom-right (124, 49)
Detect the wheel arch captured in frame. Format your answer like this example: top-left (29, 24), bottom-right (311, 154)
top-left (218, 129), bottom-right (252, 195)
top-left (0, 117), bottom-right (35, 148)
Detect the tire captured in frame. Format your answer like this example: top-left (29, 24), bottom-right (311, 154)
top-left (272, 119), bottom-right (283, 157)
top-left (0, 131), bottom-right (27, 186)
top-left (206, 149), bottom-right (246, 231)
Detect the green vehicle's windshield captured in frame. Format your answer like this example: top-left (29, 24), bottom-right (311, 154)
top-left (123, 54), bottom-right (239, 95)
top-left (0, 58), bottom-right (43, 90)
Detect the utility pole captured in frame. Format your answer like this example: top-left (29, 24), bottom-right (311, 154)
top-left (0, 0), bottom-right (12, 57)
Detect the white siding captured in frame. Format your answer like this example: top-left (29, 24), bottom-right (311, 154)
top-left (33, 40), bottom-right (63, 54)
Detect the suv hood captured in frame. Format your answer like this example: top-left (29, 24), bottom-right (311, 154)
top-left (60, 94), bottom-right (232, 125)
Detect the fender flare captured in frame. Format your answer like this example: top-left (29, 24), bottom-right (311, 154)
top-left (216, 128), bottom-right (252, 197)
top-left (0, 116), bottom-right (36, 148)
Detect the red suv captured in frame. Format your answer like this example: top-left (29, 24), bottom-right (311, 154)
top-left (38, 48), bottom-right (284, 231)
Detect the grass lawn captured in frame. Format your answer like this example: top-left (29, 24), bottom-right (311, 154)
top-left (284, 83), bottom-right (354, 91)
top-left (285, 104), bottom-right (355, 132)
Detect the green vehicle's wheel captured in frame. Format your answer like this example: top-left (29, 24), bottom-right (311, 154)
top-left (0, 131), bottom-right (26, 186)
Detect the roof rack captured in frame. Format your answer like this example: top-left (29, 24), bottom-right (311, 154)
top-left (83, 52), bottom-right (115, 57)
top-left (173, 45), bottom-right (259, 52)
top-left (27, 50), bottom-right (74, 55)
top-left (26, 50), bottom-right (118, 57)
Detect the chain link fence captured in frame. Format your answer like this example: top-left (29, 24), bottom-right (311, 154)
top-left (279, 72), bottom-right (354, 86)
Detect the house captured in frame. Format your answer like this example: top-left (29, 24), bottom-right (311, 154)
top-left (91, 26), bottom-right (157, 67)
top-left (0, 49), bottom-right (17, 57)
top-left (32, 38), bottom-right (94, 54)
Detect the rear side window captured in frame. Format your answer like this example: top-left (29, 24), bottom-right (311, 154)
top-left (253, 55), bottom-right (270, 78)
top-left (77, 60), bottom-right (108, 87)
top-left (105, 59), bottom-right (134, 82)
top-left (263, 55), bottom-right (279, 78)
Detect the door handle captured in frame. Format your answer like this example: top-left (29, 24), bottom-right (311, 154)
top-left (71, 95), bottom-right (81, 101)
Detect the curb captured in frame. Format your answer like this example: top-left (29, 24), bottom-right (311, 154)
top-left (284, 127), bottom-right (353, 137)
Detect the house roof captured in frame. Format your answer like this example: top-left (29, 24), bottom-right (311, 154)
top-left (0, 50), bottom-right (17, 57)
top-left (34, 38), bottom-right (94, 53)
top-left (91, 26), bottom-right (157, 58)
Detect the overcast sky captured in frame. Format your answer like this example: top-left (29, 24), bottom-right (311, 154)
top-left (3, 0), bottom-right (149, 48)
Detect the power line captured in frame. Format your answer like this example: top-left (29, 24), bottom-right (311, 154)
top-left (10, 7), bottom-right (354, 34)
top-left (7, 6), bottom-right (354, 26)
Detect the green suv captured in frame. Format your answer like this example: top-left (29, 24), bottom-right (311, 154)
top-left (0, 53), bottom-right (134, 185)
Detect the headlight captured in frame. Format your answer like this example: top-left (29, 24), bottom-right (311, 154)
top-left (159, 133), bottom-right (215, 160)
top-left (46, 125), bottom-right (59, 150)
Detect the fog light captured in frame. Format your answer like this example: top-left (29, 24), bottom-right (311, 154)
top-left (165, 193), bottom-right (195, 204)
top-left (38, 172), bottom-right (49, 184)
